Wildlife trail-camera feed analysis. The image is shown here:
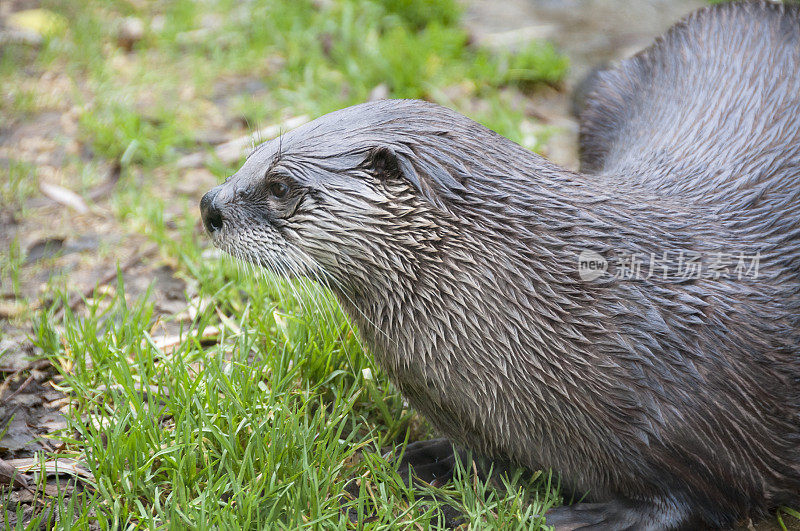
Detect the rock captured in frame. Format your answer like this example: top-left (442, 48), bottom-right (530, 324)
top-left (117, 16), bottom-right (144, 51)
top-left (368, 84), bottom-right (390, 101)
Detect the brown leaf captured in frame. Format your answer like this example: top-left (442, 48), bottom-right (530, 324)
top-left (0, 457), bottom-right (30, 489)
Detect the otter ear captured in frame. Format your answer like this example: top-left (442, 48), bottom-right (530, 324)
top-left (365, 145), bottom-right (402, 179)
top-left (364, 144), bottom-right (454, 211)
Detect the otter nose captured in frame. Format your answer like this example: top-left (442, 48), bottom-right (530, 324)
top-left (200, 186), bottom-right (224, 233)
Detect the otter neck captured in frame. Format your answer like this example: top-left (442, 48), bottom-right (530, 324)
top-left (336, 171), bottom-right (712, 377)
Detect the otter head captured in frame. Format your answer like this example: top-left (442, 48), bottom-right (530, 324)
top-left (199, 100), bottom-right (475, 297)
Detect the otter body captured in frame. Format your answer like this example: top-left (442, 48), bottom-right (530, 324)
top-left (201, 2), bottom-right (800, 529)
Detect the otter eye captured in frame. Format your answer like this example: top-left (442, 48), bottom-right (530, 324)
top-left (269, 182), bottom-right (289, 199)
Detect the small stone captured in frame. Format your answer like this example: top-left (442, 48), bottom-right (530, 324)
top-left (150, 15), bottom-right (166, 33)
top-left (117, 16), bottom-right (145, 51)
top-left (368, 83), bottom-right (389, 102)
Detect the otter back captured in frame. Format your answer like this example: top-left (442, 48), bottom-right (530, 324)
top-left (579, 0), bottom-right (800, 207)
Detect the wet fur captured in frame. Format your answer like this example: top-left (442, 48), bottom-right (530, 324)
top-left (204, 2), bottom-right (800, 528)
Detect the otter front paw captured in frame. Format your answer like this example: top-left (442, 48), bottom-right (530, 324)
top-left (545, 503), bottom-right (622, 530)
top-left (393, 438), bottom-right (463, 487)
top-left (544, 497), bottom-right (691, 531)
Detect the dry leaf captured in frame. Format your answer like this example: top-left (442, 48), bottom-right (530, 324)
top-left (96, 383), bottom-right (166, 398)
top-left (39, 182), bottom-right (89, 213)
top-left (143, 325), bottom-right (220, 355)
top-left (7, 9), bottom-right (68, 38)
top-left (6, 457), bottom-right (93, 481)
top-left (0, 458), bottom-right (30, 489)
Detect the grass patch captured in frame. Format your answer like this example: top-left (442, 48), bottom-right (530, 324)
top-left (1, 159), bottom-right (40, 213)
top-left (45, 0), bottom-right (566, 159)
top-left (30, 271), bottom-right (558, 527)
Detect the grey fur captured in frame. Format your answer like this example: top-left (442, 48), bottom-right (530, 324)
top-left (202, 2), bottom-right (800, 528)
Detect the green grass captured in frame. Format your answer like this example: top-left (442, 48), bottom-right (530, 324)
top-left (1, 160), bottom-right (40, 214)
top-left (0, 161), bottom-right (36, 300)
top-left (18, 0), bottom-right (565, 169)
top-left (4, 0), bottom-right (571, 528)
top-left (28, 269), bottom-right (557, 528)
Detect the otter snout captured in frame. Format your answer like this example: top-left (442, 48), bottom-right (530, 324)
top-left (200, 185), bottom-right (224, 233)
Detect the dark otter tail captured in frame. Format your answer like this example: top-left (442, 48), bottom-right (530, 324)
top-left (579, 0), bottom-right (800, 209)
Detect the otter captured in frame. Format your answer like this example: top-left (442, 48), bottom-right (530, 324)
top-left (200, 1), bottom-right (800, 529)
